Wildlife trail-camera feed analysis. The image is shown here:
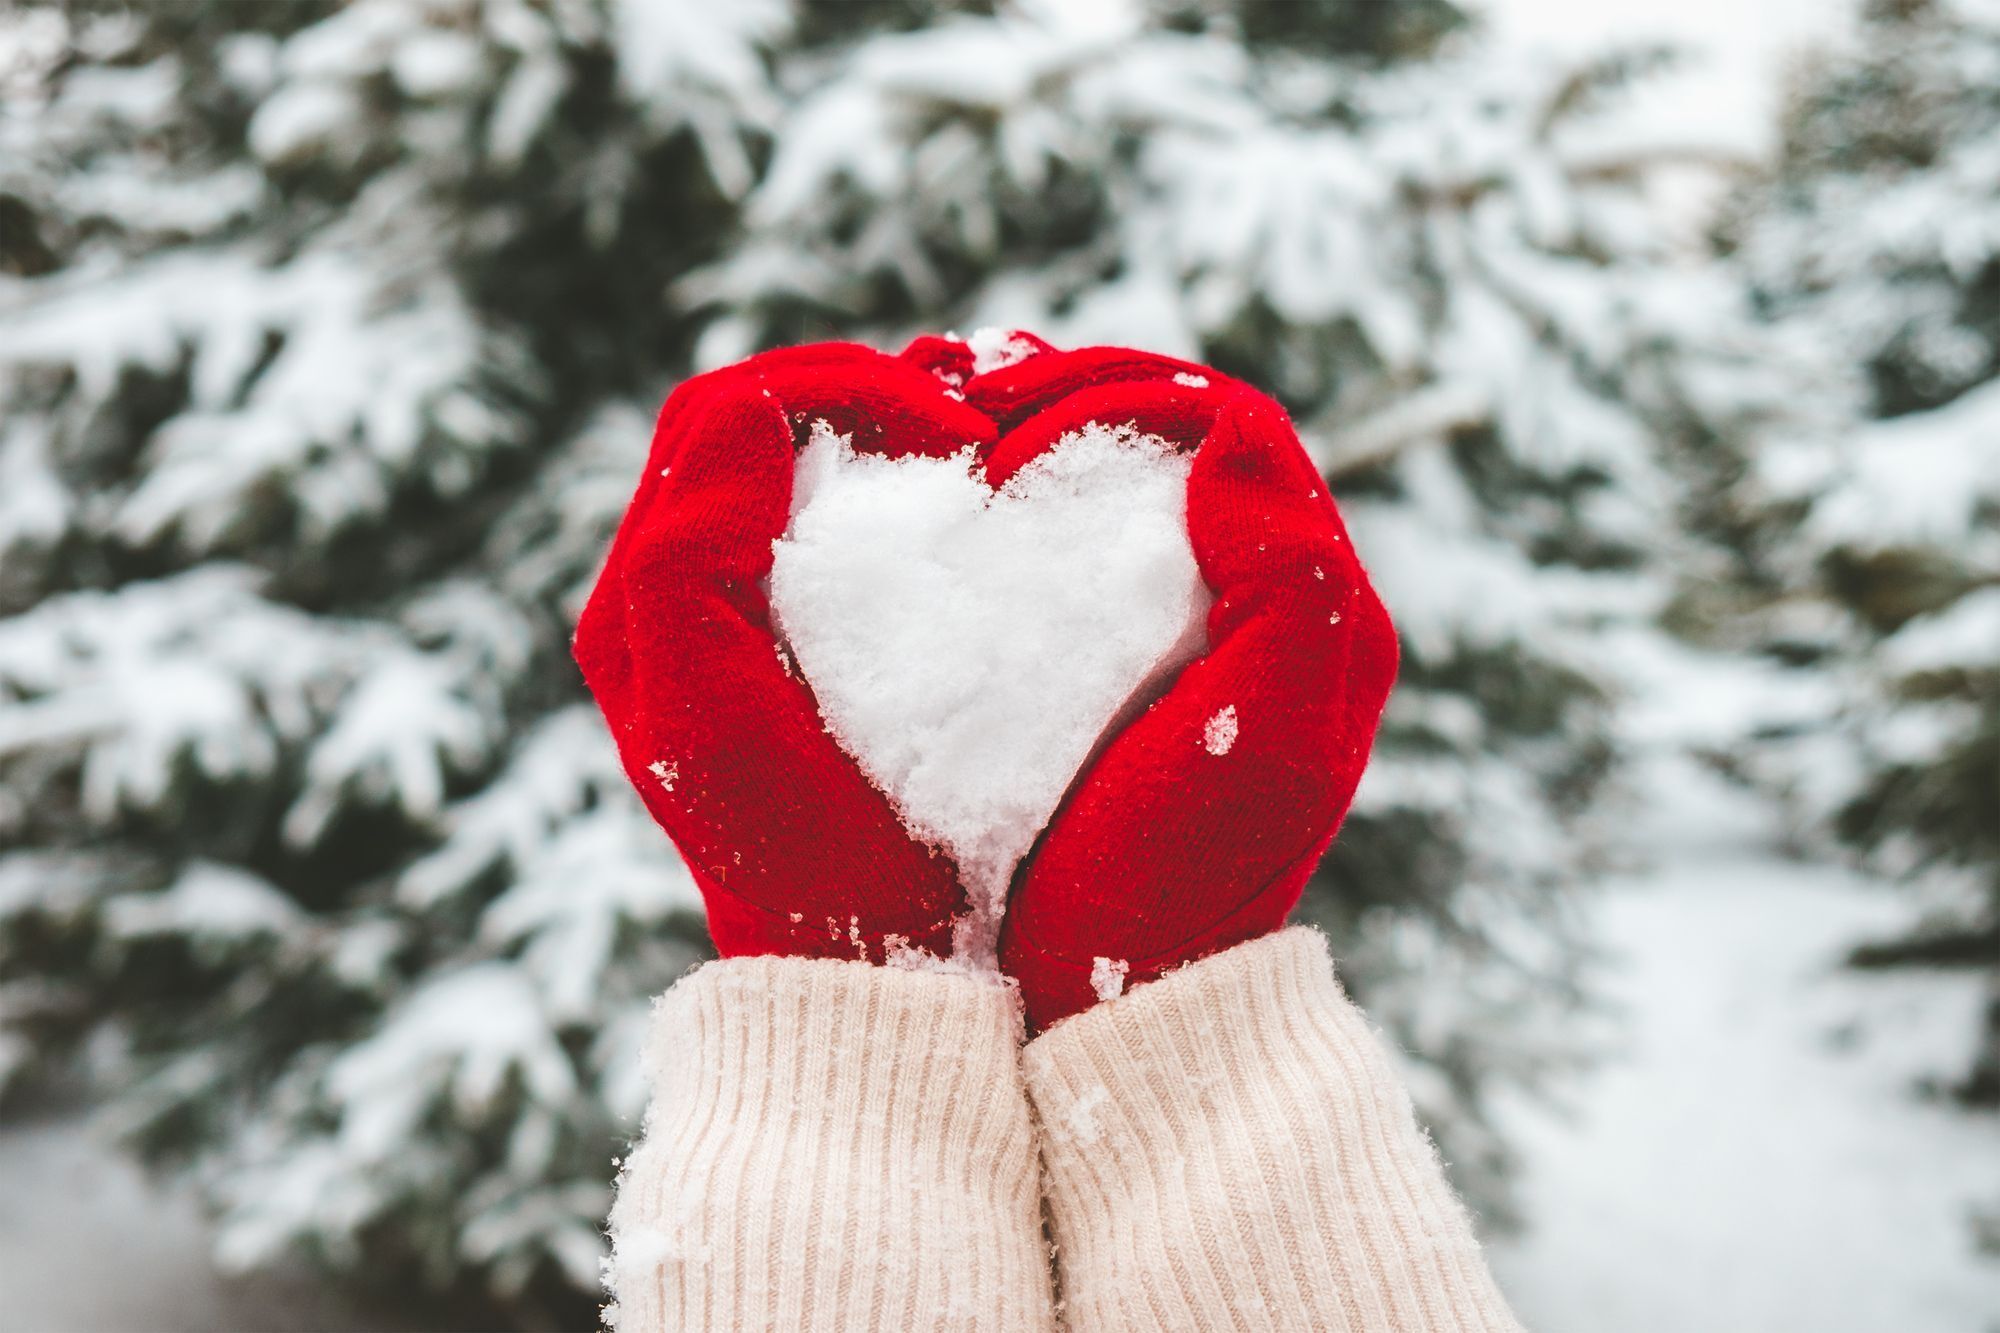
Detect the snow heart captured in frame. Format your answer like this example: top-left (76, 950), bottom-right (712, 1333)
top-left (769, 418), bottom-right (1211, 961)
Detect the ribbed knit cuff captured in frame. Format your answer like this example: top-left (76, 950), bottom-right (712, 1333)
top-left (1022, 927), bottom-right (1523, 1333)
top-left (606, 955), bottom-right (1057, 1332)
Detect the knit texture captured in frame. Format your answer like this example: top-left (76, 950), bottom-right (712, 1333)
top-left (1023, 927), bottom-right (1524, 1332)
top-left (604, 954), bottom-right (1058, 1332)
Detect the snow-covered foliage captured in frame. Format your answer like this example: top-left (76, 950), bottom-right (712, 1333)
top-left (0, 0), bottom-right (753, 1315)
top-left (0, 0), bottom-right (1771, 1315)
top-left (1725, 0), bottom-right (2000, 1105)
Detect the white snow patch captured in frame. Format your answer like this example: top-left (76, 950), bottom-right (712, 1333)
top-left (1881, 586), bottom-right (2000, 674)
top-left (646, 758), bottom-right (677, 792)
top-left (966, 326), bottom-right (1039, 375)
top-left (768, 419), bottom-right (1208, 964)
top-left (1488, 757), bottom-right (2000, 1332)
top-left (1812, 377), bottom-right (2000, 548)
top-left (1172, 372), bottom-right (1209, 388)
top-left (105, 861), bottom-right (302, 941)
top-left (326, 965), bottom-right (574, 1161)
top-left (1089, 955), bottom-right (1130, 1002)
top-left (1202, 705), bottom-right (1238, 756)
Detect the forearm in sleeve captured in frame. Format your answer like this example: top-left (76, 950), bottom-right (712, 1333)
top-left (606, 954), bottom-right (1059, 1332)
top-left (1021, 927), bottom-right (1524, 1333)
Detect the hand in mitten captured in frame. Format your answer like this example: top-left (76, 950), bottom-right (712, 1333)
top-left (973, 349), bottom-right (1400, 1031)
top-left (573, 344), bottom-right (997, 961)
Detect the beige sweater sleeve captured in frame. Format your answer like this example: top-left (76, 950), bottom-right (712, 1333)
top-left (1021, 927), bottom-right (1524, 1333)
top-left (604, 954), bottom-right (1058, 1332)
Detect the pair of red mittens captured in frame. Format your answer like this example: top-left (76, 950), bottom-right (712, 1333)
top-left (573, 335), bottom-right (1397, 1032)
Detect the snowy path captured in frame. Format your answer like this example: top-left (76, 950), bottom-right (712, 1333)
top-left (0, 1103), bottom-right (413, 1333)
top-left (1489, 835), bottom-right (2000, 1331)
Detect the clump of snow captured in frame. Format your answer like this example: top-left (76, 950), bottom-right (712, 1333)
top-left (1807, 377), bottom-right (2000, 549)
top-left (1172, 372), bottom-right (1209, 388)
top-left (1089, 955), bottom-right (1129, 1001)
top-left (1881, 586), bottom-right (2000, 674)
top-left (768, 419), bottom-right (1209, 964)
top-left (965, 326), bottom-right (1040, 375)
top-left (1202, 704), bottom-right (1238, 756)
top-left (104, 861), bottom-right (301, 941)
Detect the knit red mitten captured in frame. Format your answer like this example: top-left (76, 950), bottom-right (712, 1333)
top-left (972, 348), bottom-right (1400, 1032)
top-left (573, 343), bottom-right (998, 961)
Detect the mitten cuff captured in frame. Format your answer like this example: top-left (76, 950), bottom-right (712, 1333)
top-left (606, 954), bottom-right (1055, 1332)
top-left (1021, 927), bottom-right (1523, 1332)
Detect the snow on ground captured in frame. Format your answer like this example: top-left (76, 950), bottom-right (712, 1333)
top-left (0, 1099), bottom-right (421, 1333)
top-left (1489, 751), bottom-right (2000, 1332)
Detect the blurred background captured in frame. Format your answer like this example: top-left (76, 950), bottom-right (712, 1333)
top-left (1, 0), bottom-right (1995, 1329)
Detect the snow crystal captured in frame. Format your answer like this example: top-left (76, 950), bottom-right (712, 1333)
top-left (1172, 372), bottom-right (1209, 388)
top-left (768, 419), bottom-right (1209, 965)
top-left (1089, 955), bottom-right (1129, 1002)
top-left (646, 759), bottom-right (677, 792)
top-left (965, 327), bottom-right (1039, 375)
top-left (1202, 705), bottom-right (1238, 756)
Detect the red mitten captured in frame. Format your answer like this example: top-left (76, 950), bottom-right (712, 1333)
top-left (973, 348), bottom-right (1400, 1032)
top-left (573, 343), bottom-right (997, 960)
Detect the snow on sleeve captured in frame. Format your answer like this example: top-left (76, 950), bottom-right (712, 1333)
top-left (1055, 1084), bottom-right (1110, 1146)
top-left (1089, 955), bottom-right (1129, 1002)
top-left (767, 418), bottom-right (1208, 965)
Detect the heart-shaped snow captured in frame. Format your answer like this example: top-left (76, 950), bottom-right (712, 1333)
top-left (769, 418), bottom-right (1211, 962)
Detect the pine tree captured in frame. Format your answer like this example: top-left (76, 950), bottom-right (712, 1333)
top-left (0, 0), bottom-right (1757, 1315)
top-left (0, 0), bottom-right (784, 1314)
top-left (1725, 0), bottom-right (2000, 1103)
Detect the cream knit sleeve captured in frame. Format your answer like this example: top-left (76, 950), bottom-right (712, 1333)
top-left (604, 955), bottom-right (1058, 1333)
top-left (1021, 927), bottom-right (1525, 1333)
